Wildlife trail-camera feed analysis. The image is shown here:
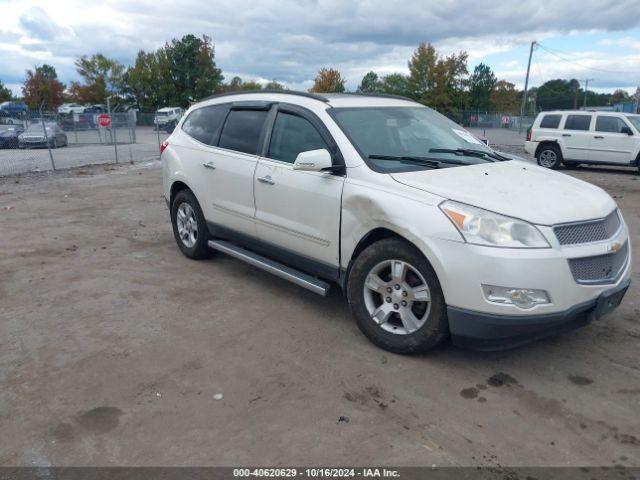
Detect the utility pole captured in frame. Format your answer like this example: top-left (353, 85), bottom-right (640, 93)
top-left (519, 41), bottom-right (536, 133)
top-left (583, 79), bottom-right (594, 109)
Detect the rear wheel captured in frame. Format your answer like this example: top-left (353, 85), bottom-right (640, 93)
top-left (347, 238), bottom-right (448, 354)
top-left (536, 144), bottom-right (562, 169)
top-left (171, 189), bottom-right (212, 260)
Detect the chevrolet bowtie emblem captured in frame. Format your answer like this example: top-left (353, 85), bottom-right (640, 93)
top-left (609, 242), bottom-right (622, 253)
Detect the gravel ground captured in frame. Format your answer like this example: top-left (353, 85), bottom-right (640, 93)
top-left (0, 154), bottom-right (639, 467)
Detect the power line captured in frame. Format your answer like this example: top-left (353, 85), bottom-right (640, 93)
top-left (536, 42), bottom-right (635, 75)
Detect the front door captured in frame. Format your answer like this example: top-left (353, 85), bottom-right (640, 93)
top-left (591, 115), bottom-right (636, 164)
top-left (254, 109), bottom-right (345, 269)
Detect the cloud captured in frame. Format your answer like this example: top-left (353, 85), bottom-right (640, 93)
top-left (0, 0), bottom-right (639, 91)
top-left (19, 7), bottom-right (64, 41)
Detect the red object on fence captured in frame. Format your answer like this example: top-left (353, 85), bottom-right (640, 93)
top-left (98, 114), bottom-right (111, 128)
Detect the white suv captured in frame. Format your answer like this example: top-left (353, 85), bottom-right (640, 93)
top-left (162, 92), bottom-right (631, 353)
top-left (154, 107), bottom-right (184, 131)
top-left (525, 110), bottom-right (640, 171)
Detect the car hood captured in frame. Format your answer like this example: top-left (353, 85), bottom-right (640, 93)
top-left (390, 160), bottom-right (616, 225)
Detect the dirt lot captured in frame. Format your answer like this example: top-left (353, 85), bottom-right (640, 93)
top-left (0, 159), bottom-right (639, 467)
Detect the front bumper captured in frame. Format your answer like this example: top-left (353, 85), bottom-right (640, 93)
top-left (448, 279), bottom-right (630, 350)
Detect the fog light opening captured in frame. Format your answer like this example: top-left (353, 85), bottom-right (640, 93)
top-left (482, 285), bottom-right (550, 310)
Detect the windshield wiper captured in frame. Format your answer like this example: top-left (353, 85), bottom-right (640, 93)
top-left (368, 154), bottom-right (467, 168)
top-left (428, 147), bottom-right (508, 161)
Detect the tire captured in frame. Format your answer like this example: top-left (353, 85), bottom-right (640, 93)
top-left (346, 238), bottom-right (448, 354)
top-left (536, 144), bottom-right (562, 169)
top-left (171, 189), bottom-right (212, 260)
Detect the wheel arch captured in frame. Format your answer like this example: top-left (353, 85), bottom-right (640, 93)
top-left (343, 226), bottom-right (441, 290)
top-left (534, 140), bottom-right (562, 158)
top-left (169, 180), bottom-right (193, 208)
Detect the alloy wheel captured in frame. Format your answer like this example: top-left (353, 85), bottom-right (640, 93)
top-left (363, 259), bottom-right (431, 335)
top-left (538, 149), bottom-right (557, 168)
top-left (176, 202), bottom-right (198, 248)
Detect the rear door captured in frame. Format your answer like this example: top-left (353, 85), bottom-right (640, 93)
top-left (591, 115), bottom-right (636, 164)
top-left (207, 103), bottom-right (271, 236)
top-left (253, 104), bottom-right (345, 270)
top-left (561, 114), bottom-right (594, 161)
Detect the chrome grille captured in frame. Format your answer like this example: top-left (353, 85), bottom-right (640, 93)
top-left (554, 210), bottom-right (621, 246)
top-left (568, 242), bottom-right (629, 284)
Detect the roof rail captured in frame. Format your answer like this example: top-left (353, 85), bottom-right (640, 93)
top-left (330, 92), bottom-right (417, 103)
top-left (199, 89), bottom-right (330, 104)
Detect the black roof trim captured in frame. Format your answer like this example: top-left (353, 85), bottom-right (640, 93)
top-left (200, 89), bottom-right (330, 104)
top-left (329, 92), bottom-right (417, 103)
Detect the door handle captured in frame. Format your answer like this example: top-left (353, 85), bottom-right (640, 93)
top-left (257, 175), bottom-right (275, 185)
top-left (562, 133), bottom-right (571, 137)
top-left (594, 135), bottom-right (604, 139)
top-left (202, 162), bottom-right (216, 170)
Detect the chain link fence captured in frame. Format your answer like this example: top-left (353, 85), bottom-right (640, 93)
top-left (0, 108), bottom-right (171, 177)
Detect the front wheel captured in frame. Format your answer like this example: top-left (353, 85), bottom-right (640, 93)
top-left (347, 238), bottom-right (448, 354)
top-left (536, 144), bottom-right (562, 169)
top-left (171, 189), bottom-right (212, 260)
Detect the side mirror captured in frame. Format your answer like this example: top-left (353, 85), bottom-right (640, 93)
top-left (293, 149), bottom-right (333, 171)
top-left (621, 126), bottom-right (633, 135)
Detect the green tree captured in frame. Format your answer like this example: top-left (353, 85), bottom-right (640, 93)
top-left (264, 80), bottom-right (285, 90)
top-left (123, 34), bottom-right (223, 108)
top-left (427, 52), bottom-right (468, 113)
top-left (468, 63), bottom-right (496, 111)
top-left (0, 80), bottom-right (12, 102)
top-left (164, 34), bottom-right (223, 105)
top-left (611, 89), bottom-right (630, 104)
top-left (380, 73), bottom-right (410, 97)
top-left (536, 79), bottom-right (582, 110)
top-left (75, 53), bottom-right (125, 103)
top-left (309, 68), bottom-right (345, 93)
top-left (358, 71), bottom-right (382, 93)
top-left (22, 64), bottom-right (65, 109)
top-left (490, 80), bottom-right (519, 113)
top-left (407, 42), bottom-right (437, 101)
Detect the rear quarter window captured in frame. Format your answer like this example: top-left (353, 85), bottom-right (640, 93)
top-left (564, 115), bottom-right (592, 131)
top-left (181, 104), bottom-right (228, 146)
top-left (539, 114), bottom-right (561, 129)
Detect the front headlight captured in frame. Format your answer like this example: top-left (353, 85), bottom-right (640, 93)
top-left (439, 200), bottom-right (550, 248)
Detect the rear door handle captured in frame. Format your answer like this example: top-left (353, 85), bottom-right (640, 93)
top-left (594, 135), bottom-right (604, 139)
top-left (202, 162), bottom-right (216, 170)
top-left (257, 175), bottom-right (275, 185)
top-left (562, 133), bottom-right (571, 137)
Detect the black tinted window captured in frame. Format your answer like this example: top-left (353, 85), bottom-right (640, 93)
top-left (268, 113), bottom-right (328, 164)
top-left (219, 109), bottom-right (268, 155)
top-left (181, 105), bottom-right (228, 145)
top-left (596, 116), bottom-right (628, 133)
top-left (539, 114), bottom-right (561, 129)
top-left (564, 115), bottom-right (592, 131)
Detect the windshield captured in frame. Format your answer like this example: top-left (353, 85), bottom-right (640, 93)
top-left (625, 115), bottom-right (640, 132)
top-left (330, 106), bottom-right (502, 172)
top-left (25, 124), bottom-right (54, 134)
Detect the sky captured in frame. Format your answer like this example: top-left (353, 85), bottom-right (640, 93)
top-left (0, 0), bottom-right (639, 97)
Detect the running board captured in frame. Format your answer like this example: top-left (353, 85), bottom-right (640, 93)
top-left (207, 240), bottom-right (331, 296)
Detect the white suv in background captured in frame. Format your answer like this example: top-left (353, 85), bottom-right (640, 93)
top-left (162, 91), bottom-right (631, 354)
top-left (525, 110), bottom-right (640, 171)
top-left (154, 107), bottom-right (184, 131)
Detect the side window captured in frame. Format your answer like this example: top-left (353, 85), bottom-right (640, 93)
top-left (268, 112), bottom-right (328, 163)
top-left (181, 104), bottom-right (228, 146)
top-left (218, 109), bottom-right (268, 155)
top-left (564, 115), bottom-right (592, 131)
top-left (539, 114), bottom-right (561, 129)
top-left (596, 116), bottom-right (628, 133)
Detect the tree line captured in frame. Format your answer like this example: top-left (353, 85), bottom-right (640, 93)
top-left (0, 35), bottom-right (632, 114)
